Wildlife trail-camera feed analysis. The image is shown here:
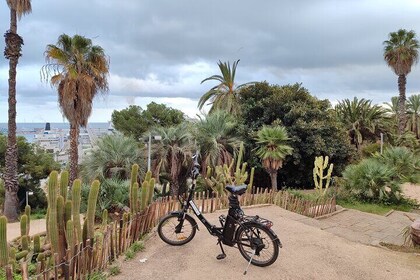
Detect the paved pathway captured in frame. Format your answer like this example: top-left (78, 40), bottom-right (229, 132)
top-left (281, 207), bottom-right (420, 246)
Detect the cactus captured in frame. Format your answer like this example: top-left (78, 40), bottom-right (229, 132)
top-left (86, 180), bottom-right (100, 241)
top-left (65, 200), bottom-right (72, 224)
top-left (21, 235), bottom-right (29, 251)
top-left (57, 196), bottom-right (65, 233)
top-left (147, 178), bottom-right (155, 205)
top-left (130, 182), bottom-right (139, 214)
top-left (82, 219), bottom-right (88, 245)
top-left (129, 164), bottom-right (139, 214)
top-left (203, 143), bottom-right (254, 195)
top-left (60, 170), bottom-right (69, 203)
top-left (36, 252), bottom-right (45, 262)
top-left (140, 181), bottom-right (148, 210)
top-left (66, 220), bottom-right (74, 252)
top-left (9, 247), bottom-right (16, 262)
top-left (33, 235), bottom-right (41, 253)
top-left (313, 155), bottom-right (334, 196)
top-left (0, 216), bottom-right (8, 267)
top-left (102, 209), bottom-right (108, 228)
top-left (20, 214), bottom-right (28, 237)
top-left (24, 205), bottom-right (31, 235)
top-left (71, 179), bottom-right (82, 243)
top-left (47, 171), bottom-right (59, 258)
top-left (16, 250), bottom-right (28, 261)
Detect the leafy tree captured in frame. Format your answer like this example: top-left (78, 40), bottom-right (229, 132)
top-left (198, 60), bottom-right (253, 116)
top-left (0, 135), bottom-right (60, 210)
top-left (334, 97), bottom-right (387, 150)
top-left (42, 34), bottom-right (109, 186)
top-left (383, 29), bottom-right (419, 135)
top-left (3, 0), bottom-right (32, 221)
top-left (150, 124), bottom-right (193, 196)
top-left (255, 125), bottom-right (293, 190)
top-left (238, 82), bottom-right (355, 188)
top-left (407, 94), bottom-right (420, 139)
top-left (194, 110), bottom-right (242, 175)
top-left (80, 133), bottom-right (144, 182)
top-left (112, 102), bottom-right (185, 140)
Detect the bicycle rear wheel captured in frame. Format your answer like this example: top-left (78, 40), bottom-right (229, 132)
top-left (158, 213), bottom-right (197, 246)
top-left (236, 222), bottom-right (279, 267)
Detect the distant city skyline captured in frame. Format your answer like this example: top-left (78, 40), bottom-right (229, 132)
top-left (2, 0), bottom-right (420, 122)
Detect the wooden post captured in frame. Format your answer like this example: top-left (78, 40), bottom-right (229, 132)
top-left (5, 265), bottom-right (13, 280)
top-left (21, 262), bottom-right (29, 280)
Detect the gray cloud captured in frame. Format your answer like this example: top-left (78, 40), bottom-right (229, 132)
top-left (1, 0), bottom-right (420, 122)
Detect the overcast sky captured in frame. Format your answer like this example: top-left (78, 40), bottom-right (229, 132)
top-left (1, 0), bottom-right (420, 123)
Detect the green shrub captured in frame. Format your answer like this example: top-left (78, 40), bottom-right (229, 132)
top-left (81, 178), bottom-right (129, 216)
top-left (361, 142), bottom-right (381, 157)
top-left (374, 146), bottom-right (420, 184)
top-left (342, 158), bottom-right (402, 203)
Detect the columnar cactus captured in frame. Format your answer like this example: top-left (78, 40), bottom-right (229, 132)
top-left (21, 235), bottom-right (29, 251)
top-left (140, 181), bottom-right (148, 211)
top-left (60, 170), bottom-right (69, 203)
top-left (147, 178), bottom-right (155, 205)
top-left (66, 220), bottom-right (74, 252)
top-left (65, 200), bottom-right (72, 224)
top-left (20, 214), bottom-right (28, 237)
top-left (313, 156), bottom-right (334, 196)
top-left (71, 179), bottom-right (82, 243)
top-left (130, 182), bottom-right (139, 214)
top-left (130, 164), bottom-right (139, 214)
top-left (47, 171), bottom-right (59, 258)
top-left (33, 235), bottom-right (41, 253)
top-left (86, 180), bottom-right (100, 241)
top-left (0, 216), bottom-right (8, 267)
top-left (101, 209), bottom-right (108, 228)
top-left (24, 205), bottom-right (31, 235)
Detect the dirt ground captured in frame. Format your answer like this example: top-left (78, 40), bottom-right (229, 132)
top-left (112, 206), bottom-right (420, 280)
top-left (402, 183), bottom-right (420, 204)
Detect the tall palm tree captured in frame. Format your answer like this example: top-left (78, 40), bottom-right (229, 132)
top-left (198, 60), bottom-right (253, 116)
top-left (407, 94), bottom-right (420, 139)
top-left (80, 133), bottom-right (144, 182)
top-left (42, 34), bottom-right (109, 185)
top-left (383, 29), bottom-right (419, 135)
top-left (255, 125), bottom-right (293, 190)
top-left (3, 0), bottom-right (32, 221)
top-left (194, 110), bottom-right (242, 175)
top-left (151, 124), bottom-right (193, 196)
top-left (335, 97), bottom-right (386, 150)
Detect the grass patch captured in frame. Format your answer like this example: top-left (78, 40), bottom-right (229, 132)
top-left (30, 208), bottom-right (47, 220)
top-left (109, 265), bottom-right (121, 276)
top-left (337, 199), bottom-right (413, 215)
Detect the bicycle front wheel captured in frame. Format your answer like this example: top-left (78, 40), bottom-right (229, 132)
top-left (158, 213), bottom-right (197, 246)
top-left (236, 222), bottom-right (279, 267)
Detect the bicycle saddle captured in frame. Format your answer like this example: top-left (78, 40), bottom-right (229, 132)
top-left (226, 184), bottom-right (247, 195)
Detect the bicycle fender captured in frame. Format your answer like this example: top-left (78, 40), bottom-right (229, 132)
top-left (169, 211), bottom-right (199, 231)
top-left (236, 221), bottom-right (282, 248)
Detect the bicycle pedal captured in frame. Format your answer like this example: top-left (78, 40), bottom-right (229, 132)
top-left (216, 253), bottom-right (226, 260)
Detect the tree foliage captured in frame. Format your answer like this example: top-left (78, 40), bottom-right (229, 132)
top-left (0, 135), bottom-right (60, 209)
top-left (111, 102), bottom-right (185, 140)
top-left (238, 82), bottom-right (355, 188)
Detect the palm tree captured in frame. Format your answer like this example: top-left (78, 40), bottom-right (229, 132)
top-left (383, 29), bottom-right (419, 135)
top-left (198, 60), bottom-right (253, 116)
top-left (407, 94), bottom-right (420, 139)
top-left (150, 124), bottom-right (193, 196)
top-left (80, 133), bottom-right (144, 182)
top-left (335, 97), bottom-right (386, 150)
top-left (194, 110), bottom-right (242, 175)
top-left (255, 125), bottom-right (293, 190)
top-left (42, 34), bottom-right (109, 185)
top-left (3, 0), bottom-right (32, 221)
top-left (384, 96), bottom-right (399, 126)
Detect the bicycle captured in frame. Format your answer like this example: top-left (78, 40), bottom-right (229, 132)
top-left (157, 155), bottom-right (282, 274)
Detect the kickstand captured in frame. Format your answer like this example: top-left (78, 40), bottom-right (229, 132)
top-left (216, 240), bottom-right (226, 260)
top-left (243, 249), bottom-right (256, 275)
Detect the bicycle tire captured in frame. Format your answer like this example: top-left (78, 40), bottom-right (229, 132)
top-left (158, 213), bottom-right (197, 246)
top-left (236, 222), bottom-right (279, 267)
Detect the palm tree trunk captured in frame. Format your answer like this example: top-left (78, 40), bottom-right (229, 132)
top-left (269, 172), bottom-right (278, 191)
top-left (3, 8), bottom-right (20, 221)
top-left (69, 124), bottom-right (79, 186)
top-left (398, 74), bottom-right (407, 135)
top-left (414, 114), bottom-right (419, 139)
